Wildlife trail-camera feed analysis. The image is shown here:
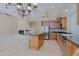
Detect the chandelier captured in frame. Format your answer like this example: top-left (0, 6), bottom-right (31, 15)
top-left (6, 3), bottom-right (38, 17)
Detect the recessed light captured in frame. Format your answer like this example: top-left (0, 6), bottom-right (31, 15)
top-left (65, 9), bottom-right (69, 12)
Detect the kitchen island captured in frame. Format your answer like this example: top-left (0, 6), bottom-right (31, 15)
top-left (28, 32), bottom-right (45, 50)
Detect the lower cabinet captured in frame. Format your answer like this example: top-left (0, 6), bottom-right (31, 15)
top-left (29, 34), bottom-right (44, 50)
top-left (65, 40), bottom-right (72, 56)
top-left (57, 34), bottom-right (63, 49)
top-left (57, 34), bottom-right (78, 56)
top-left (50, 33), bottom-right (56, 40)
top-left (64, 40), bottom-right (78, 56)
top-left (38, 34), bottom-right (44, 47)
top-left (71, 43), bottom-right (78, 55)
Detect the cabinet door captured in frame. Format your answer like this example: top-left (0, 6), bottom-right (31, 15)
top-left (29, 36), bottom-right (39, 49)
top-left (50, 33), bottom-right (56, 40)
top-left (65, 40), bottom-right (72, 56)
top-left (61, 17), bottom-right (67, 29)
top-left (38, 35), bottom-right (44, 47)
top-left (71, 43), bottom-right (78, 55)
top-left (65, 40), bottom-right (78, 56)
top-left (57, 34), bottom-right (63, 49)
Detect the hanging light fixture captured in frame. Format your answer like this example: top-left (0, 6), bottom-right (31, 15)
top-left (6, 3), bottom-right (38, 17)
top-left (27, 6), bottom-right (32, 12)
top-left (16, 3), bottom-right (22, 10)
top-left (33, 3), bottom-right (38, 9)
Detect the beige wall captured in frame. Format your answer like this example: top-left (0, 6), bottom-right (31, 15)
top-left (0, 14), bottom-right (16, 36)
top-left (29, 21), bottom-right (41, 28)
top-left (16, 17), bottom-right (30, 30)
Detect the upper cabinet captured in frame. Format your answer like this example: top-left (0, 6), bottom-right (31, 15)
top-left (57, 16), bottom-right (67, 29)
top-left (61, 17), bottom-right (67, 29)
top-left (77, 3), bottom-right (79, 25)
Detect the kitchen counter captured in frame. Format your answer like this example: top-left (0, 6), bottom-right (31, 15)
top-left (57, 34), bottom-right (79, 56)
top-left (50, 29), bottom-right (71, 34)
top-left (28, 32), bottom-right (46, 36)
top-left (50, 29), bottom-right (71, 40)
top-left (50, 29), bottom-right (76, 42)
top-left (61, 34), bottom-right (79, 47)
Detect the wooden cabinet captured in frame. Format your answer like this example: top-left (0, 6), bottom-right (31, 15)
top-left (71, 42), bottom-right (78, 55)
top-left (29, 36), bottom-right (38, 50)
top-left (57, 34), bottom-right (78, 56)
top-left (50, 33), bottom-right (56, 40)
top-left (29, 34), bottom-right (44, 50)
top-left (61, 17), bottom-right (67, 29)
top-left (65, 40), bottom-right (72, 56)
top-left (77, 3), bottom-right (79, 25)
top-left (57, 34), bottom-right (63, 49)
top-left (38, 34), bottom-right (44, 47)
top-left (65, 40), bottom-right (78, 56)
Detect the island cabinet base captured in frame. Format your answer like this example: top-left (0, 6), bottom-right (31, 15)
top-left (29, 34), bottom-right (44, 50)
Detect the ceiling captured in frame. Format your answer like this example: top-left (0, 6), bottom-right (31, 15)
top-left (0, 3), bottom-right (76, 20)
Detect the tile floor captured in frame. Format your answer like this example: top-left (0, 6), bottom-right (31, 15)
top-left (0, 35), bottom-right (62, 56)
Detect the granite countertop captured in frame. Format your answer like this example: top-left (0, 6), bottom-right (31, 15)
top-left (28, 31), bottom-right (46, 36)
top-left (50, 29), bottom-right (71, 34)
top-left (61, 34), bottom-right (79, 47)
top-left (28, 32), bottom-right (45, 36)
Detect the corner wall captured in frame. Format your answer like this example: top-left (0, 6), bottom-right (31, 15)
top-left (0, 14), bottom-right (17, 36)
top-left (67, 4), bottom-right (79, 35)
